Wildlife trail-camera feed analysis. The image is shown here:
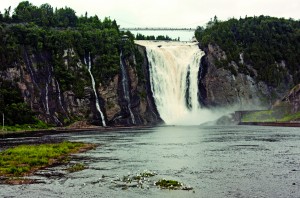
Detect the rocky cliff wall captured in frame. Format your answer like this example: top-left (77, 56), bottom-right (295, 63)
top-left (0, 45), bottom-right (161, 127)
top-left (198, 44), bottom-right (294, 109)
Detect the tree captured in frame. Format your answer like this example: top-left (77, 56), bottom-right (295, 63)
top-left (39, 3), bottom-right (54, 26)
top-left (55, 7), bottom-right (77, 27)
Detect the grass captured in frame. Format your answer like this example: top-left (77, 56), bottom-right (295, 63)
top-left (0, 120), bottom-right (51, 133)
top-left (242, 109), bottom-right (300, 123)
top-left (0, 141), bottom-right (94, 177)
top-left (242, 110), bottom-right (277, 122)
top-left (278, 111), bottom-right (300, 122)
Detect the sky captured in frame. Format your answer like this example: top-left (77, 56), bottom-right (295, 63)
top-left (1, 0), bottom-right (299, 28)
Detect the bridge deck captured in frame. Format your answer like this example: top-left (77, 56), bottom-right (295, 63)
top-left (120, 27), bottom-right (196, 31)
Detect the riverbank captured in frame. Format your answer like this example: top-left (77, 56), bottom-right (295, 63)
top-left (0, 125), bottom-right (154, 139)
top-left (0, 141), bottom-right (96, 185)
top-left (239, 121), bottom-right (300, 127)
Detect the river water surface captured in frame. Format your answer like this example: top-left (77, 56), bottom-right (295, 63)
top-left (1, 125), bottom-right (300, 198)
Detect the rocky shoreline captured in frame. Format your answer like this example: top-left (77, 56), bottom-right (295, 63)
top-left (0, 125), bottom-right (155, 139)
top-left (239, 122), bottom-right (300, 127)
top-left (2, 121), bottom-right (300, 140)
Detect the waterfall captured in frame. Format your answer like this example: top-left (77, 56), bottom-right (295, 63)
top-left (86, 53), bottom-right (106, 127)
top-left (45, 82), bottom-right (50, 114)
top-left (23, 48), bottom-right (40, 91)
top-left (120, 52), bottom-right (136, 125)
top-left (136, 41), bottom-right (215, 125)
top-left (55, 80), bottom-right (66, 113)
top-left (45, 66), bottom-right (52, 115)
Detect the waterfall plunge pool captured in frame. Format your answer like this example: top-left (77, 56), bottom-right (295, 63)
top-left (1, 125), bottom-right (299, 197)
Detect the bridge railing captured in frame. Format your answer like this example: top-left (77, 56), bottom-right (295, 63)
top-left (120, 27), bottom-right (196, 31)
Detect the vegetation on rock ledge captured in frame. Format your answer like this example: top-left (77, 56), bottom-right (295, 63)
top-left (0, 141), bottom-right (95, 177)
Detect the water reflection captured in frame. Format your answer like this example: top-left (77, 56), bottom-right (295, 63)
top-left (1, 125), bottom-right (300, 197)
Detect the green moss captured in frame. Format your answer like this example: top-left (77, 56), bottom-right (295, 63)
top-left (155, 179), bottom-right (182, 190)
top-left (242, 110), bottom-right (277, 122)
top-left (278, 111), bottom-right (300, 122)
top-left (242, 110), bottom-right (300, 122)
top-left (0, 141), bottom-right (91, 177)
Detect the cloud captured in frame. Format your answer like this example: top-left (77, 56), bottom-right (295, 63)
top-left (1, 0), bottom-right (299, 28)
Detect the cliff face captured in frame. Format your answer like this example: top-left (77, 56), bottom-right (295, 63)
top-left (101, 51), bottom-right (161, 126)
top-left (199, 44), bottom-right (294, 109)
top-left (281, 84), bottom-right (300, 113)
top-left (0, 45), bottom-right (161, 127)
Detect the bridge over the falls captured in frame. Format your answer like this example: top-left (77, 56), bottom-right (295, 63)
top-left (120, 27), bottom-right (196, 31)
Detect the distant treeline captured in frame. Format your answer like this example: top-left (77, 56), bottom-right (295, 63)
top-left (195, 15), bottom-right (300, 86)
top-left (135, 33), bottom-right (180, 41)
top-left (0, 1), bottom-right (119, 29)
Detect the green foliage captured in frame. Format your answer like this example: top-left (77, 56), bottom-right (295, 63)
top-left (279, 111), bottom-right (300, 122)
top-left (1, 1), bottom-right (123, 87)
top-left (0, 80), bottom-right (37, 126)
top-left (0, 1), bottom-right (149, 126)
top-left (155, 179), bottom-right (183, 190)
top-left (134, 46), bottom-right (146, 83)
top-left (120, 32), bottom-right (145, 84)
top-left (0, 141), bottom-right (87, 176)
top-left (135, 33), bottom-right (179, 41)
top-left (242, 110), bottom-right (278, 122)
top-left (241, 109), bottom-right (300, 122)
top-left (1, 120), bottom-right (49, 132)
top-left (195, 16), bottom-right (300, 85)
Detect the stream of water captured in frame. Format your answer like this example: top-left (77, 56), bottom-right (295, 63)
top-left (86, 53), bottom-right (106, 127)
top-left (120, 52), bottom-right (136, 125)
top-left (1, 125), bottom-right (299, 198)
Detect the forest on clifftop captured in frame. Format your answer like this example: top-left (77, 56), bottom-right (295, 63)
top-left (195, 16), bottom-right (300, 86)
top-left (0, 1), bottom-right (136, 127)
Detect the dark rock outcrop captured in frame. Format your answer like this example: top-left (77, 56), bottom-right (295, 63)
top-left (198, 44), bottom-right (294, 109)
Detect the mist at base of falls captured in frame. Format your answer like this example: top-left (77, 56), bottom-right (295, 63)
top-left (136, 41), bottom-right (227, 125)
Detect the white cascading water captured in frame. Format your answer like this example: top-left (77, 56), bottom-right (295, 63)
top-left (45, 66), bottom-right (52, 115)
top-left (120, 51), bottom-right (136, 125)
top-left (136, 41), bottom-right (216, 125)
top-left (45, 82), bottom-right (50, 114)
top-left (55, 79), bottom-right (66, 113)
top-left (86, 53), bottom-right (107, 127)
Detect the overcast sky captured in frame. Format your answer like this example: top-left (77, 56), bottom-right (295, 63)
top-left (1, 0), bottom-right (299, 28)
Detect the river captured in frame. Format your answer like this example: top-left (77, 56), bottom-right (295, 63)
top-left (1, 125), bottom-right (300, 197)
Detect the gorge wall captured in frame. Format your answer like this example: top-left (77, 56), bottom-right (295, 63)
top-left (1, 39), bottom-right (295, 127)
top-left (198, 43), bottom-right (294, 109)
top-left (0, 43), bottom-right (162, 127)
